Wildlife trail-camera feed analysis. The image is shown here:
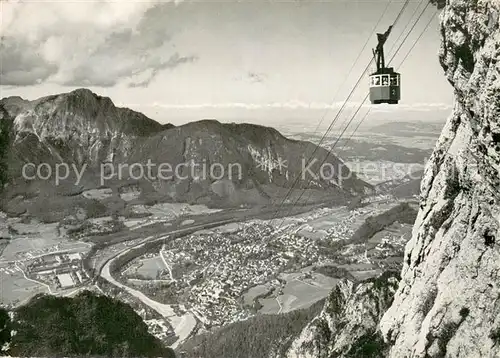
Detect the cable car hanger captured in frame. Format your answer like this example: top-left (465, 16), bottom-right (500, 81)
top-left (369, 25), bottom-right (401, 105)
top-left (375, 25), bottom-right (392, 70)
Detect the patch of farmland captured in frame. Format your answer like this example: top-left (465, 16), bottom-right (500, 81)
top-left (0, 268), bottom-right (48, 306)
top-left (243, 284), bottom-right (272, 306)
top-left (278, 273), bottom-right (337, 313)
top-left (135, 256), bottom-right (166, 279)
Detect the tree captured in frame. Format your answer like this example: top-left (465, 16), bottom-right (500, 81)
top-left (8, 291), bottom-right (176, 357)
top-left (0, 308), bottom-right (11, 355)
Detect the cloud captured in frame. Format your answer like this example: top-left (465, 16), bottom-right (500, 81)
top-left (247, 72), bottom-right (267, 83)
top-left (0, 36), bottom-right (58, 85)
top-left (0, 0), bottom-right (196, 87)
top-left (127, 53), bottom-right (198, 88)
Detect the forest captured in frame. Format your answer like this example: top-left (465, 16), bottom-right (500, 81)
top-left (0, 291), bottom-right (175, 357)
top-left (179, 299), bottom-right (325, 358)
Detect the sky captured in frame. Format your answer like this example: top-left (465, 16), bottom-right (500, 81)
top-left (0, 0), bottom-right (453, 129)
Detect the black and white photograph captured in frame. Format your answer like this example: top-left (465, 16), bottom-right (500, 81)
top-left (1, 0), bottom-right (499, 357)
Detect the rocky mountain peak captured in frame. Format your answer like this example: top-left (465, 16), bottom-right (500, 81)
top-left (29, 88), bottom-right (167, 136)
top-left (2, 88), bottom-right (173, 168)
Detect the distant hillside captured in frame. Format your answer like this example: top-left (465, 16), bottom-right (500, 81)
top-left (375, 170), bottom-right (424, 198)
top-left (369, 121), bottom-right (444, 137)
top-left (1, 291), bottom-right (175, 358)
top-left (128, 119), bottom-right (372, 202)
top-left (287, 134), bottom-right (433, 164)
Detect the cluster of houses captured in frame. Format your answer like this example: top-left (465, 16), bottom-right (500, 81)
top-left (159, 224), bottom-right (330, 325)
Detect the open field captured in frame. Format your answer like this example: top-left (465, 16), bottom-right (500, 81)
top-left (258, 271), bottom-right (337, 315)
top-left (243, 284), bottom-right (273, 306)
top-left (128, 202), bottom-right (221, 219)
top-left (133, 256), bottom-right (166, 279)
top-left (2, 238), bottom-right (90, 261)
top-left (81, 188), bottom-right (113, 200)
top-left (259, 297), bottom-right (281, 314)
top-left (1, 228), bottom-right (90, 262)
top-left (0, 266), bottom-right (49, 306)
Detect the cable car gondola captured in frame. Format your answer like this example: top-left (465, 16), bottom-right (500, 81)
top-left (369, 25), bottom-right (400, 104)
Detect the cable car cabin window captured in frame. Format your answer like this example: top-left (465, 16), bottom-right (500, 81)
top-left (381, 75), bottom-right (389, 86)
top-left (390, 75), bottom-right (398, 86)
top-left (372, 76), bottom-right (380, 86)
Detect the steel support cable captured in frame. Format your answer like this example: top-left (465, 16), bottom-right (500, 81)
top-left (392, 0), bottom-right (411, 25)
top-left (386, 0), bottom-right (433, 68)
top-left (269, 57), bottom-right (374, 225)
top-left (308, 0), bottom-right (412, 157)
top-left (338, 5), bottom-right (437, 158)
top-left (276, 1), bottom-right (434, 229)
top-left (268, 1), bottom-right (400, 225)
top-left (322, 8), bottom-right (438, 204)
top-left (387, 0), bottom-right (424, 57)
top-left (276, 0), bottom-right (394, 210)
top-left (309, 0), bottom-right (409, 139)
top-left (329, 1), bottom-right (434, 167)
top-left (397, 9), bottom-right (438, 69)
top-left (271, 0), bottom-right (414, 225)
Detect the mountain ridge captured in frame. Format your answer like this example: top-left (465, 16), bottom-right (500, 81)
top-left (0, 88), bottom-right (372, 221)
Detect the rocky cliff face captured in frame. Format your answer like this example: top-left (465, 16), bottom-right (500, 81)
top-left (0, 106), bottom-right (13, 191)
top-left (285, 272), bottom-right (399, 358)
top-left (380, 1), bottom-right (500, 357)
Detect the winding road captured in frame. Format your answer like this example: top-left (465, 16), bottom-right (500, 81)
top-left (160, 245), bottom-right (176, 282)
top-left (99, 219), bottom-right (235, 348)
top-left (102, 251), bottom-right (195, 349)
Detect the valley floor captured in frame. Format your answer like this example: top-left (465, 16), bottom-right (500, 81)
top-left (0, 194), bottom-right (413, 349)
